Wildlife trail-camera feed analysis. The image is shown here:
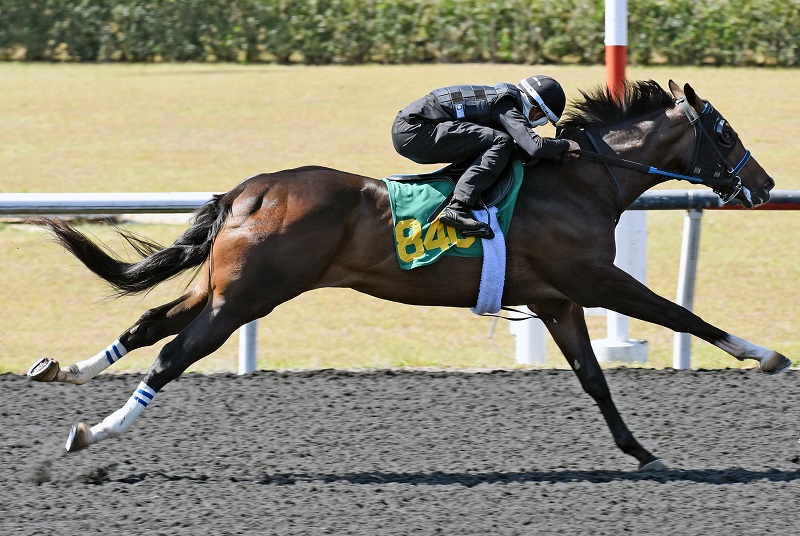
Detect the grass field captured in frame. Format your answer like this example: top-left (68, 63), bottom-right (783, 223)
top-left (1, 63), bottom-right (798, 374)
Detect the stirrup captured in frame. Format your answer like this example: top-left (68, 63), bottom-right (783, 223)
top-left (461, 225), bottom-right (494, 239)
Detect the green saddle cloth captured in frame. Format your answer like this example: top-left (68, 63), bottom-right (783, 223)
top-left (382, 160), bottom-right (524, 270)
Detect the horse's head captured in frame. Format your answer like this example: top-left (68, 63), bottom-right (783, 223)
top-left (668, 80), bottom-right (775, 208)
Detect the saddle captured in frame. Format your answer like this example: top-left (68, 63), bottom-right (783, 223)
top-left (385, 157), bottom-right (520, 221)
top-left (381, 159), bottom-right (524, 271)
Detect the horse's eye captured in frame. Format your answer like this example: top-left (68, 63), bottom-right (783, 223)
top-left (715, 119), bottom-right (735, 147)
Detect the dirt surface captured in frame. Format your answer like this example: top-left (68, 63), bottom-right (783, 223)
top-left (2, 368), bottom-right (799, 535)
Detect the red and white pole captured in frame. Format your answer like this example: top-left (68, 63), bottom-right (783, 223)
top-left (594, 0), bottom-right (649, 364)
top-left (605, 0), bottom-right (627, 99)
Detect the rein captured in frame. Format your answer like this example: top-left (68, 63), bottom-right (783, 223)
top-left (572, 97), bottom-right (751, 204)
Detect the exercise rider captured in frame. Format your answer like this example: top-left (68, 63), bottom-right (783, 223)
top-left (391, 75), bottom-right (580, 237)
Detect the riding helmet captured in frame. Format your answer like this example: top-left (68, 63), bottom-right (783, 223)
top-left (519, 75), bottom-right (566, 126)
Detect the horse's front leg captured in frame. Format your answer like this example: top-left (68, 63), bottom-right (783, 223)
top-left (27, 287), bottom-right (208, 384)
top-left (579, 265), bottom-right (792, 374)
top-left (532, 300), bottom-right (666, 471)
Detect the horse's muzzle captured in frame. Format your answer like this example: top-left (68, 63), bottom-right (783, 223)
top-left (751, 176), bottom-right (776, 207)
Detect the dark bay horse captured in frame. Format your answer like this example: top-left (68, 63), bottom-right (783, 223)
top-left (27, 80), bottom-right (792, 471)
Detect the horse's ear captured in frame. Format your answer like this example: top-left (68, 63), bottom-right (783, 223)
top-left (683, 83), bottom-right (704, 111)
top-left (668, 80), bottom-right (683, 99)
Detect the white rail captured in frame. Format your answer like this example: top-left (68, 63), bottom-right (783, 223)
top-left (2, 190), bottom-right (798, 371)
top-left (0, 192), bottom-right (216, 214)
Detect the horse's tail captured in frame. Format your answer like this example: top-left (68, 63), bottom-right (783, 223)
top-left (33, 191), bottom-right (235, 296)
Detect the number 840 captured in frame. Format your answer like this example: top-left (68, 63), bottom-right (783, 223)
top-left (394, 218), bottom-right (476, 263)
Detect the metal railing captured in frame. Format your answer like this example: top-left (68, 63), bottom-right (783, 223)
top-left (2, 189), bottom-right (798, 371)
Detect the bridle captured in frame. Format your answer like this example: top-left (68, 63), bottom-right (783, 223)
top-left (675, 97), bottom-right (750, 203)
top-left (571, 97), bottom-right (752, 204)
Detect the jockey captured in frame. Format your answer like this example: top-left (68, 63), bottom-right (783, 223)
top-left (391, 75), bottom-right (580, 237)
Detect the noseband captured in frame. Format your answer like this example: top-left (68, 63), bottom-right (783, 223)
top-left (573, 98), bottom-right (752, 204)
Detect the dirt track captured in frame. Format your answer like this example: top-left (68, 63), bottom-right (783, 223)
top-left (2, 368), bottom-right (799, 535)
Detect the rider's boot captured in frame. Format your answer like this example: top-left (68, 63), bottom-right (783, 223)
top-left (438, 199), bottom-right (494, 239)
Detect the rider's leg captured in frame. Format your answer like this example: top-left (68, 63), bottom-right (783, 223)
top-left (434, 124), bottom-right (513, 235)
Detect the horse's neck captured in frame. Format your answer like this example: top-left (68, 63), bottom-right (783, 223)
top-left (601, 108), bottom-right (692, 210)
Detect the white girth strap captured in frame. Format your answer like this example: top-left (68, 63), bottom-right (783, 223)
top-left (470, 206), bottom-right (505, 315)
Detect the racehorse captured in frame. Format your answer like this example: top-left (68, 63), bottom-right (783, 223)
top-left (27, 80), bottom-right (791, 471)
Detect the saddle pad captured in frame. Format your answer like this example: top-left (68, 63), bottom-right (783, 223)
top-left (382, 160), bottom-right (524, 270)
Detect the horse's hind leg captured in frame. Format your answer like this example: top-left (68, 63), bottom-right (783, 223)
top-left (532, 299), bottom-right (666, 472)
top-left (64, 241), bottom-right (312, 451)
top-left (28, 284), bottom-right (209, 385)
top-left (64, 182), bottom-right (355, 450)
top-left (68, 272), bottom-right (314, 451)
top-left (65, 287), bottom-right (264, 452)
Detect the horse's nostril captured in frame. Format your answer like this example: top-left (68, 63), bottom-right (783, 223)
top-left (766, 177), bottom-right (775, 192)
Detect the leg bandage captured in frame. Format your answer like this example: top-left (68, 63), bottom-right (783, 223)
top-left (89, 382), bottom-right (155, 442)
top-left (67, 340), bottom-right (128, 384)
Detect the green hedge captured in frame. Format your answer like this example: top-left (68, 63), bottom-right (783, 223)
top-left (1, 0), bottom-right (798, 66)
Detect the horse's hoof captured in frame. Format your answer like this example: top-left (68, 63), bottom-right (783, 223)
top-left (760, 352), bottom-right (792, 375)
top-left (65, 423), bottom-right (93, 452)
top-left (638, 459), bottom-right (667, 472)
top-left (27, 357), bottom-right (60, 382)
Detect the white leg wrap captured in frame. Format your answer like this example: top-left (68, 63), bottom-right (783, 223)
top-left (62, 340), bottom-right (128, 384)
top-left (88, 382), bottom-right (155, 443)
top-left (715, 334), bottom-right (773, 363)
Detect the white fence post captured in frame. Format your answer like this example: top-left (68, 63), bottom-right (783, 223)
top-left (238, 320), bottom-right (259, 374)
top-left (509, 308), bottom-right (548, 365)
top-left (590, 210), bottom-right (649, 363)
top-left (673, 208), bottom-right (703, 369)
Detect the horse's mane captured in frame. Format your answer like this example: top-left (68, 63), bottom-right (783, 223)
top-left (559, 80), bottom-right (675, 129)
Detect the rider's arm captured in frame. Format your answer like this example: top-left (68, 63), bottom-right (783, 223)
top-left (493, 99), bottom-right (571, 160)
